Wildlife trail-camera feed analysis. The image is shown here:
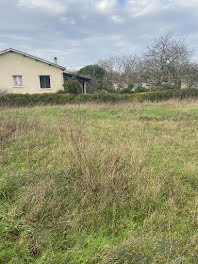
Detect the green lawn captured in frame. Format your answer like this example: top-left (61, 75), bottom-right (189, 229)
top-left (0, 100), bottom-right (198, 263)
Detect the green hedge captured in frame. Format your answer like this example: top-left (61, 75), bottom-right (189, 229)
top-left (1, 89), bottom-right (198, 107)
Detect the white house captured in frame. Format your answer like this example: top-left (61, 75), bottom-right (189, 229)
top-left (0, 48), bottom-right (90, 94)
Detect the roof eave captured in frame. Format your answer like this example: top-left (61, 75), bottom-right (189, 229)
top-left (63, 72), bottom-right (91, 82)
top-left (0, 48), bottom-right (66, 71)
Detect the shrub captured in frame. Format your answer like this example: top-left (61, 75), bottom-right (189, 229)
top-left (1, 89), bottom-right (198, 107)
top-left (0, 88), bottom-right (9, 95)
top-left (134, 86), bottom-right (148, 93)
top-left (121, 84), bottom-right (134, 94)
top-left (150, 85), bottom-right (175, 91)
top-left (63, 78), bottom-right (82, 95)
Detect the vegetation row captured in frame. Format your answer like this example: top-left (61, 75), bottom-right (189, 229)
top-left (1, 89), bottom-right (198, 107)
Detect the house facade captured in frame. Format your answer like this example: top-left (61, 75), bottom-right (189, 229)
top-left (0, 48), bottom-right (90, 94)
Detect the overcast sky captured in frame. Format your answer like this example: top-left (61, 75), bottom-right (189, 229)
top-left (0, 0), bottom-right (198, 69)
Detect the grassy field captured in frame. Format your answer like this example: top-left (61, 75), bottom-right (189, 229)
top-left (0, 100), bottom-right (198, 263)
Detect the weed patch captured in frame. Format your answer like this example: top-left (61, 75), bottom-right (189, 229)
top-left (0, 101), bottom-right (198, 263)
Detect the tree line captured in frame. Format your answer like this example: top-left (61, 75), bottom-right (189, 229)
top-left (69, 33), bottom-right (198, 93)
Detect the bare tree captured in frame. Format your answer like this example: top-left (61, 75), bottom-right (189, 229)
top-left (97, 55), bottom-right (142, 90)
top-left (97, 56), bottom-right (124, 90)
top-left (97, 33), bottom-right (198, 91)
top-left (180, 62), bottom-right (198, 88)
top-left (142, 32), bottom-right (192, 87)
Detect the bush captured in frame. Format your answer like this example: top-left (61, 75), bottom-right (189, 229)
top-left (0, 93), bottom-right (76, 107)
top-left (150, 85), bottom-right (175, 91)
top-left (134, 86), bottom-right (148, 93)
top-left (1, 89), bottom-right (198, 107)
top-left (63, 78), bottom-right (82, 95)
top-left (120, 83), bottom-right (134, 94)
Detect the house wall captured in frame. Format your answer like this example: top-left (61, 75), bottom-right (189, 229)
top-left (0, 52), bottom-right (64, 94)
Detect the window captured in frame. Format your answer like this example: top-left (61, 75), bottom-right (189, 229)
top-left (13, 76), bottom-right (23, 87)
top-left (40, 76), bottom-right (51, 89)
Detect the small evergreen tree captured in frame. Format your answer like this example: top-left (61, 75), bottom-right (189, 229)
top-left (63, 78), bottom-right (82, 95)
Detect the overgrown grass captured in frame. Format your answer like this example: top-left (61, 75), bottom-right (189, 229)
top-left (0, 100), bottom-right (198, 263)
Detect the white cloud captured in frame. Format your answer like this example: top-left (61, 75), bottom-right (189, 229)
top-left (0, 0), bottom-right (198, 68)
top-left (111, 15), bottom-right (124, 23)
top-left (174, 0), bottom-right (198, 7)
top-left (95, 0), bottom-right (117, 13)
top-left (126, 0), bottom-right (161, 17)
top-left (18, 0), bottom-right (66, 14)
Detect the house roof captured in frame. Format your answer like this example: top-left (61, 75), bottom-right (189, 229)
top-left (63, 72), bottom-right (91, 82)
top-left (0, 48), bottom-right (66, 70)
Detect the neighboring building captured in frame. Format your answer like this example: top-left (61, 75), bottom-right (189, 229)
top-left (0, 48), bottom-right (90, 94)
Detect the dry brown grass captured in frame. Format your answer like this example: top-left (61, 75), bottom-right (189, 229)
top-left (0, 115), bottom-right (40, 143)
